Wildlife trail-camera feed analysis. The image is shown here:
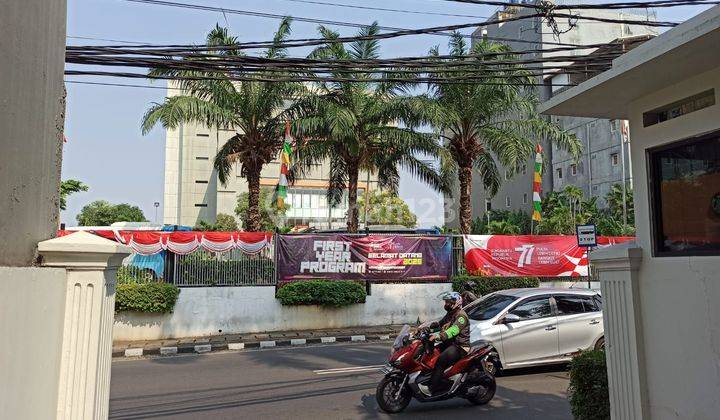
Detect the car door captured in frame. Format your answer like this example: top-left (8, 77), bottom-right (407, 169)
top-left (499, 295), bottom-right (560, 367)
top-left (554, 294), bottom-right (603, 356)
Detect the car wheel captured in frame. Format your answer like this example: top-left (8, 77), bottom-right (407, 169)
top-left (594, 337), bottom-right (605, 351)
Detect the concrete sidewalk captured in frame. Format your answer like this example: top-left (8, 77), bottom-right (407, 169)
top-left (113, 324), bottom-right (405, 358)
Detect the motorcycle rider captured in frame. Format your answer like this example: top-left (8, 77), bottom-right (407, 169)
top-left (418, 291), bottom-right (471, 396)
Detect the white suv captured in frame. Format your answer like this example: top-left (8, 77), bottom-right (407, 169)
top-left (466, 288), bottom-right (604, 373)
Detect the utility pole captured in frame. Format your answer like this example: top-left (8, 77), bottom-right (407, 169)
top-left (362, 170), bottom-right (371, 228)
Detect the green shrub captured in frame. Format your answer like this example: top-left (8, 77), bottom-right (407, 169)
top-left (452, 275), bottom-right (540, 296)
top-left (117, 265), bottom-right (156, 284)
top-left (568, 350), bottom-right (610, 420)
top-left (276, 280), bottom-right (366, 307)
top-left (115, 282), bottom-right (181, 313)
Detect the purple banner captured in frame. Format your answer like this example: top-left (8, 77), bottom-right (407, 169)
top-left (276, 234), bottom-right (452, 282)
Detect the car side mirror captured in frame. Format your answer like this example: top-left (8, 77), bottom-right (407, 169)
top-left (503, 314), bottom-right (521, 324)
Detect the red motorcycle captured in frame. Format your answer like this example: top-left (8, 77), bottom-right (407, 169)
top-left (376, 325), bottom-right (497, 413)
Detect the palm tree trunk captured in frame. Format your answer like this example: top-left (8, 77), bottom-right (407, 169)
top-left (346, 164), bottom-right (359, 233)
top-left (245, 166), bottom-right (262, 232)
top-left (459, 165), bottom-right (473, 234)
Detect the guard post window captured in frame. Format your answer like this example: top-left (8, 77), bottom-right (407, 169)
top-left (649, 132), bottom-right (720, 256)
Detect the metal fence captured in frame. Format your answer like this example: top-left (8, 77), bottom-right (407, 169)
top-left (165, 245), bottom-right (276, 287)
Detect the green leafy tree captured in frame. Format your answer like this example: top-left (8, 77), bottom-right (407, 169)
top-left (141, 19), bottom-right (301, 231)
top-left (471, 209), bottom-right (531, 234)
top-left (422, 34), bottom-right (581, 233)
top-left (193, 213), bottom-right (239, 231)
top-left (76, 200), bottom-right (146, 226)
top-left (487, 220), bottom-right (521, 234)
top-left (290, 23), bottom-right (446, 233)
top-left (59, 179), bottom-right (88, 211)
top-left (605, 183), bottom-right (634, 226)
top-left (358, 190), bottom-right (417, 228)
top-left (235, 187), bottom-right (287, 231)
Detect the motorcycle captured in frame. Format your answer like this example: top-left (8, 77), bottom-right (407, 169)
top-left (376, 325), bottom-right (498, 413)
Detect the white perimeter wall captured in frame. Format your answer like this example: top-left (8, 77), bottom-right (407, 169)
top-left (114, 283), bottom-right (452, 341)
top-left (0, 267), bottom-right (67, 419)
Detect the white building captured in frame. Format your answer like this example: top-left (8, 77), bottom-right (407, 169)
top-left (540, 6), bottom-right (720, 418)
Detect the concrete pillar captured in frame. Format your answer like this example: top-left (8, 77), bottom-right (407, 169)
top-left (591, 243), bottom-right (648, 420)
top-left (0, 0), bottom-right (67, 266)
top-left (39, 232), bottom-right (131, 420)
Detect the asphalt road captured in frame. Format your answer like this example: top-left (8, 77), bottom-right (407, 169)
top-left (110, 342), bottom-right (572, 420)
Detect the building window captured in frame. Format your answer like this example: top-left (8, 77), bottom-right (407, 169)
top-left (557, 168), bottom-right (563, 179)
top-left (610, 119), bottom-right (619, 133)
top-left (194, 203), bottom-right (207, 207)
top-left (505, 170), bottom-right (511, 180)
top-left (485, 199), bottom-right (492, 212)
top-left (592, 185), bottom-right (598, 192)
top-left (521, 165), bottom-right (527, 175)
top-left (523, 193), bottom-right (528, 204)
top-left (196, 133), bottom-right (210, 137)
top-left (611, 153), bottom-right (619, 166)
top-left (570, 164), bottom-right (577, 176)
top-left (505, 196), bottom-right (511, 207)
top-left (649, 131), bottom-right (720, 256)
top-left (195, 180), bottom-right (208, 184)
top-left (196, 156), bottom-right (209, 160)
top-left (643, 89), bottom-right (715, 127)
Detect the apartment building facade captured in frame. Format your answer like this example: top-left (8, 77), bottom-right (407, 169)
top-left (444, 2), bottom-right (656, 229)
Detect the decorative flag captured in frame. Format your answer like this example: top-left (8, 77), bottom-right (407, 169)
top-left (532, 144), bottom-right (543, 222)
top-left (277, 122), bottom-right (293, 208)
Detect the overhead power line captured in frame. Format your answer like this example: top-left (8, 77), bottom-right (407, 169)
top-left (274, 0), bottom-right (491, 19)
top-left (438, 0), bottom-right (718, 10)
top-left (120, 0), bottom-right (677, 49)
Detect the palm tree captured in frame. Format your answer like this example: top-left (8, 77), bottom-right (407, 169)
top-left (289, 23), bottom-right (446, 232)
top-left (141, 18), bottom-right (301, 231)
top-left (423, 34), bottom-right (582, 233)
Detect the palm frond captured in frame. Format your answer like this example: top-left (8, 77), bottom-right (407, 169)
top-left (474, 150), bottom-right (501, 196)
top-left (141, 95), bottom-right (235, 134)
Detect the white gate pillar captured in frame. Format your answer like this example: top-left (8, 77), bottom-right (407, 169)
top-left (591, 243), bottom-right (648, 420)
top-left (39, 232), bottom-right (131, 420)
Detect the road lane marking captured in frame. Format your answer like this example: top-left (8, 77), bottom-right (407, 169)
top-left (313, 365), bottom-right (385, 375)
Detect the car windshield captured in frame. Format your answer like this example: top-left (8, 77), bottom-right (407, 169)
top-left (466, 294), bottom-right (517, 321)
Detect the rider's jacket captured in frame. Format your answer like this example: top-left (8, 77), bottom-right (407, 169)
top-left (429, 307), bottom-right (470, 347)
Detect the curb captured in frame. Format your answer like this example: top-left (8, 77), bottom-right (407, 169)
top-left (114, 333), bottom-right (395, 359)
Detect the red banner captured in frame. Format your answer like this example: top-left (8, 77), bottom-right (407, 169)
top-left (57, 230), bottom-right (272, 255)
top-left (464, 235), bottom-right (634, 277)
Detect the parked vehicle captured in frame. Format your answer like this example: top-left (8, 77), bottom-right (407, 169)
top-left (465, 288), bottom-right (604, 375)
top-left (376, 325), bottom-right (498, 413)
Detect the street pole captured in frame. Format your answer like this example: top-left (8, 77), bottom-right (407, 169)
top-left (363, 170), bottom-right (371, 229)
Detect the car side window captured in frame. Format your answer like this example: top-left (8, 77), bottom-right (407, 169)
top-left (508, 297), bottom-right (552, 320)
top-left (555, 295), bottom-right (586, 315)
top-left (581, 296), bottom-right (600, 312)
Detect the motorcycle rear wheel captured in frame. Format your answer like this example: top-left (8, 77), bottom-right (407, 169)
top-left (376, 375), bottom-right (412, 413)
top-left (467, 377), bottom-right (496, 406)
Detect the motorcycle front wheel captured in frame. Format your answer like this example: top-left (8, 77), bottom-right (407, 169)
top-left (376, 375), bottom-right (412, 413)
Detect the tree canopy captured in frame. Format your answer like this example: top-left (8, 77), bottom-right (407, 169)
top-left (59, 179), bottom-right (88, 211)
top-left (76, 200), bottom-right (146, 226)
top-left (193, 213), bottom-right (239, 231)
top-left (358, 190), bottom-right (417, 228)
